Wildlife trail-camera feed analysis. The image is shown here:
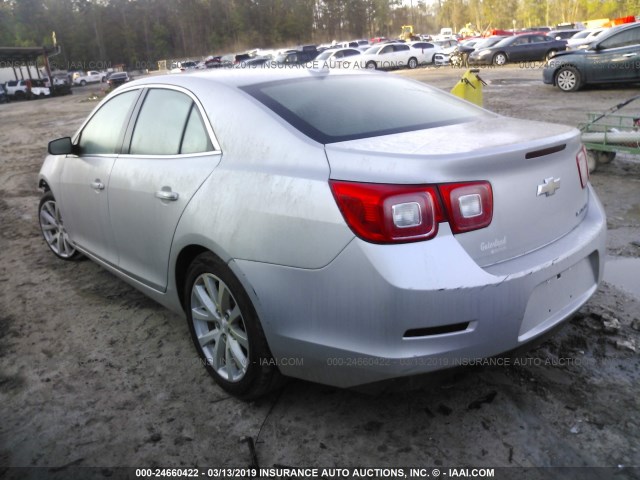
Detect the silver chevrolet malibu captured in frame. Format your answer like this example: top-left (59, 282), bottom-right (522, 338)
top-left (38, 68), bottom-right (606, 399)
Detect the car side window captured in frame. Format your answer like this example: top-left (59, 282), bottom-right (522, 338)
top-left (395, 44), bottom-right (410, 52)
top-left (78, 90), bottom-right (139, 155)
top-left (599, 28), bottom-right (640, 49)
top-left (181, 106), bottom-right (214, 154)
top-left (130, 88), bottom-right (213, 155)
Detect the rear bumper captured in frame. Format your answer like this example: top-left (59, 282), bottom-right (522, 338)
top-left (234, 185), bottom-right (606, 388)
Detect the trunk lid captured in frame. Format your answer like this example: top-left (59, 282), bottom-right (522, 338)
top-left (325, 117), bottom-right (588, 267)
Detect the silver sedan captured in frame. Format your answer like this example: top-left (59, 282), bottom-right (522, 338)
top-left (38, 68), bottom-right (606, 399)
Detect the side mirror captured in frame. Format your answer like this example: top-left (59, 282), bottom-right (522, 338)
top-left (48, 137), bottom-right (76, 155)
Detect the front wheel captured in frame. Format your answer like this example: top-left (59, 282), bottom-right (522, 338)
top-left (39, 191), bottom-right (81, 260)
top-left (184, 252), bottom-right (282, 399)
top-left (366, 61), bottom-right (377, 70)
top-left (556, 66), bottom-right (581, 92)
top-left (80, 80), bottom-right (86, 86)
top-left (493, 52), bottom-right (507, 66)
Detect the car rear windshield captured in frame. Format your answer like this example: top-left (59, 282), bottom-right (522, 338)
top-left (241, 74), bottom-right (486, 144)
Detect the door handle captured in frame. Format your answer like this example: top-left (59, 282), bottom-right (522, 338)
top-left (90, 180), bottom-right (105, 190)
top-left (155, 190), bottom-right (179, 201)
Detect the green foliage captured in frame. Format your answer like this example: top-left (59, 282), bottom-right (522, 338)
top-left (0, 0), bottom-right (637, 69)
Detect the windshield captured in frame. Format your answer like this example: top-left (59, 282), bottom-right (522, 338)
top-left (316, 51), bottom-right (333, 60)
top-left (571, 30), bottom-right (591, 39)
top-left (242, 74), bottom-right (487, 144)
top-left (475, 37), bottom-right (505, 49)
top-left (493, 37), bottom-right (516, 47)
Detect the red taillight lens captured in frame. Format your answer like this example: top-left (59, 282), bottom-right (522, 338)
top-left (576, 146), bottom-right (589, 189)
top-left (329, 181), bottom-right (444, 243)
top-left (438, 182), bottom-right (493, 234)
top-left (330, 180), bottom-right (493, 243)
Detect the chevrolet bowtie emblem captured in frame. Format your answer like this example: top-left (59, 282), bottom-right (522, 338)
top-left (537, 177), bottom-right (561, 197)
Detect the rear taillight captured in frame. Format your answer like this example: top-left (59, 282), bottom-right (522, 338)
top-left (576, 146), bottom-right (589, 189)
top-left (439, 182), bottom-right (493, 234)
top-left (329, 180), bottom-right (492, 244)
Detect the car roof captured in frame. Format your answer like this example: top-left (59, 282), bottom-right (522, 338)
top-left (126, 67), bottom-right (375, 91)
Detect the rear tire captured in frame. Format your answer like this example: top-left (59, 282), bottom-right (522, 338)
top-left (586, 150), bottom-right (598, 173)
top-left (184, 252), bottom-right (282, 400)
top-left (407, 57), bottom-right (418, 69)
top-left (597, 151), bottom-right (616, 164)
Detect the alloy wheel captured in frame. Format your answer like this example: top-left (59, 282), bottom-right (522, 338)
top-left (190, 273), bottom-right (249, 382)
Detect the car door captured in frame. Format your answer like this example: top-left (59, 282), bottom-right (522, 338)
top-left (505, 35), bottom-right (532, 62)
top-left (413, 42), bottom-right (435, 63)
top-left (59, 89), bottom-right (141, 264)
top-left (588, 26), bottom-right (640, 83)
top-left (378, 45), bottom-right (395, 68)
top-left (393, 44), bottom-right (411, 67)
top-left (524, 35), bottom-right (551, 61)
top-left (108, 87), bottom-right (221, 291)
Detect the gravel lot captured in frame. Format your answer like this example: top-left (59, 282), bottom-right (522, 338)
top-left (1, 65), bottom-right (639, 479)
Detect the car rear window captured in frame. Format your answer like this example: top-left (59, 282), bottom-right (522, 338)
top-left (241, 74), bottom-right (486, 144)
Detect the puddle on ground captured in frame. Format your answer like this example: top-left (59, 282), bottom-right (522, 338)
top-left (489, 79), bottom-right (539, 86)
top-left (604, 257), bottom-right (640, 298)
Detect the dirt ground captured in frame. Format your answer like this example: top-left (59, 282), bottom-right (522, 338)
top-left (1, 65), bottom-right (639, 479)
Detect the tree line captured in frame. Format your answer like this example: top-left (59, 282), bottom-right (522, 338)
top-left (0, 0), bottom-right (637, 71)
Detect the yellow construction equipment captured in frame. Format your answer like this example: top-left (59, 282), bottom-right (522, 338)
top-left (450, 69), bottom-right (487, 107)
top-left (400, 25), bottom-right (418, 41)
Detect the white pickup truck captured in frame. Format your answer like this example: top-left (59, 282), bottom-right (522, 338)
top-left (73, 70), bottom-right (106, 86)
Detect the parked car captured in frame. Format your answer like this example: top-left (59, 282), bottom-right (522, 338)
top-left (29, 79), bottom-right (51, 98)
top-left (274, 45), bottom-right (320, 65)
top-left (0, 84), bottom-right (9, 103)
top-left (74, 70), bottom-right (105, 86)
top-left (547, 29), bottom-right (583, 40)
top-left (469, 33), bottom-right (567, 65)
top-left (543, 22), bottom-right (640, 92)
top-left (355, 43), bottom-right (419, 69)
top-left (205, 56), bottom-right (223, 68)
top-left (566, 28), bottom-right (606, 50)
top-left (433, 39), bottom-right (460, 65)
top-left (107, 72), bottom-right (130, 89)
top-left (39, 69), bottom-right (606, 399)
top-left (5, 79), bottom-right (50, 99)
top-left (314, 47), bottom-right (361, 68)
top-left (5, 79), bottom-right (29, 99)
top-left (234, 56), bottom-right (272, 68)
top-left (406, 41), bottom-right (441, 64)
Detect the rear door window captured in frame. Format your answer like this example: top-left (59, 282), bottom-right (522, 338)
top-left (129, 89), bottom-right (213, 155)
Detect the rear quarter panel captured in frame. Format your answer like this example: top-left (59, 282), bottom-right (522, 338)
top-left (170, 80), bottom-right (354, 270)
